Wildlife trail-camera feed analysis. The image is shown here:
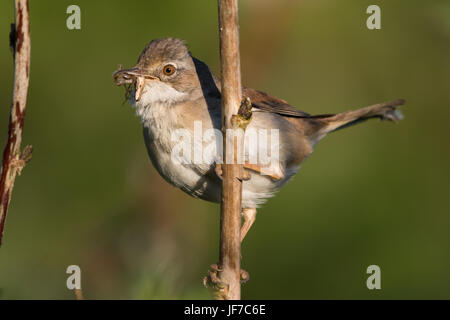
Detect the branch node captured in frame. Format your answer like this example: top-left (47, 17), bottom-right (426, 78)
top-left (231, 97), bottom-right (252, 130)
top-left (19, 145), bottom-right (33, 163)
top-left (240, 268), bottom-right (250, 283)
top-left (11, 145), bottom-right (33, 176)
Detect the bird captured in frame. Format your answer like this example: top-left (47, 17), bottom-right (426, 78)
top-left (113, 37), bottom-right (405, 243)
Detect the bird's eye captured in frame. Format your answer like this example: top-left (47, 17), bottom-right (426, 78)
top-left (163, 64), bottom-right (176, 76)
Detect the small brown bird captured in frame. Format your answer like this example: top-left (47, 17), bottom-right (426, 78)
top-left (113, 38), bottom-right (405, 242)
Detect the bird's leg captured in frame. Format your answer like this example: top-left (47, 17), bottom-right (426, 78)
top-left (214, 158), bottom-right (251, 181)
top-left (240, 208), bottom-right (257, 243)
top-left (203, 209), bottom-right (255, 291)
top-left (238, 208), bottom-right (256, 284)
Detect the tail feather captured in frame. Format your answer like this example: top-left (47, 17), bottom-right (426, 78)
top-left (307, 99), bottom-right (405, 139)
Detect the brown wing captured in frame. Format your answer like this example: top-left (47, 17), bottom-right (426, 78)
top-left (243, 87), bottom-right (310, 118)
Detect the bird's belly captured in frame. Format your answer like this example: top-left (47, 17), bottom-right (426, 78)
top-left (141, 109), bottom-right (304, 208)
top-left (145, 138), bottom-right (299, 207)
top-left (143, 130), bottom-right (221, 202)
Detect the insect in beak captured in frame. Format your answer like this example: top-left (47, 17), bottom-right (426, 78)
top-left (113, 65), bottom-right (159, 101)
top-left (134, 76), bottom-right (146, 101)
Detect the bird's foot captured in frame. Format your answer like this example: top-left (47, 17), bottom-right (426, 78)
top-left (203, 264), bottom-right (228, 299)
top-left (215, 162), bottom-right (251, 182)
top-left (203, 264), bottom-right (224, 288)
top-left (203, 264), bottom-right (250, 298)
top-left (238, 170), bottom-right (251, 182)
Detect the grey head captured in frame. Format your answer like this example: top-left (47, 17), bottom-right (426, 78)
top-left (113, 38), bottom-right (219, 106)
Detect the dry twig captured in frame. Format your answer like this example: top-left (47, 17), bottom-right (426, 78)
top-left (0, 0), bottom-right (32, 246)
top-left (213, 0), bottom-right (244, 300)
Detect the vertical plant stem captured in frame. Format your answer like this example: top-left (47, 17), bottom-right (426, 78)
top-left (217, 0), bottom-right (243, 300)
top-left (0, 0), bottom-right (32, 246)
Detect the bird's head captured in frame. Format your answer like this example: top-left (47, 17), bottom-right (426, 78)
top-left (113, 38), bottom-right (202, 110)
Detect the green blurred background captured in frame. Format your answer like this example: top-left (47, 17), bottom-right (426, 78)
top-left (0, 0), bottom-right (449, 299)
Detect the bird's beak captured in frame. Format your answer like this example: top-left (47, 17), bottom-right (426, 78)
top-left (113, 66), bottom-right (159, 101)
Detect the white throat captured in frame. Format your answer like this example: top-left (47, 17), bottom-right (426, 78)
top-left (130, 81), bottom-right (188, 123)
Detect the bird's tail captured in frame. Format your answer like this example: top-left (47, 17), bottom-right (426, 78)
top-left (305, 99), bottom-right (405, 141)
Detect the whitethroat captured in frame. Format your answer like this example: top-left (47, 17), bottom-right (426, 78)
top-left (113, 38), bottom-right (405, 242)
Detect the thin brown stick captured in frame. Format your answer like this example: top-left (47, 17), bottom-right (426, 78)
top-left (74, 288), bottom-right (85, 300)
top-left (0, 0), bottom-right (32, 246)
top-left (217, 0), bottom-right (243, 300)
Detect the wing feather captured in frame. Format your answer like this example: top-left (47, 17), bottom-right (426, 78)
top-left (243, 87), bottom-right (310, 118)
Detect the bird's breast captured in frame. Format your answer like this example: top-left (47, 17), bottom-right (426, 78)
top-left (141, 102), bottom-right (221, 201)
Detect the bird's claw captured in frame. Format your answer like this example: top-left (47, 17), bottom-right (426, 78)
top-left (203, 264), bottom-right (250, 298)
top-left (203, 264), bottom-right (224, 287)
top-left (215, 163), bottom-right (251, 182)
top-left (238, 170), bottom-right (251, 182)
top-left (203, 263), bottom-right (229, 300)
